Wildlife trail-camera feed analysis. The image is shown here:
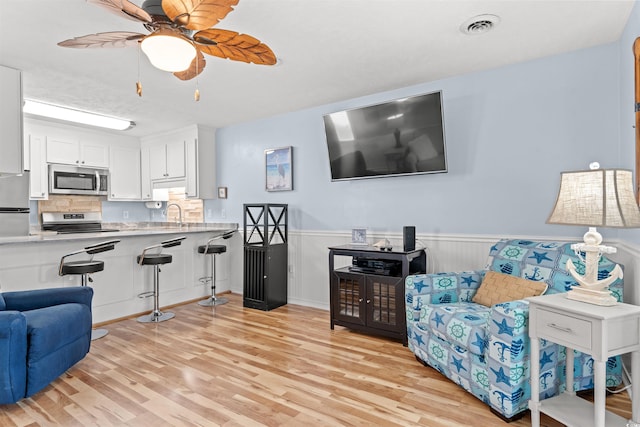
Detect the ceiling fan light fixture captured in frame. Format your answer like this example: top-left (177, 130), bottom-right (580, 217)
top-left (23, 100), bottom-right (135, 131)
top-left (141, 31), bottom-right (196, 72)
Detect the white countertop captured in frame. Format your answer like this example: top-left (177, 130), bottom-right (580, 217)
top-left (0, 222), bottom-right (239, 245)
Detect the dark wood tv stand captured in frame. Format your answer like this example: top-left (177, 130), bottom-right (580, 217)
top-left (328, 244), bottom-right (426, 345)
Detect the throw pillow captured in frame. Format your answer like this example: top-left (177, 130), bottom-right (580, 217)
top-left (472, 271), bottom-right (548, 307)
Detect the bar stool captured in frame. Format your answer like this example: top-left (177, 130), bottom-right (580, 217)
top-left (136, 236), bottom-right (186, 323)
top-left (58, 239), bottom-right (120, 341)
top-left (198, 230), bottom-right (236, 307)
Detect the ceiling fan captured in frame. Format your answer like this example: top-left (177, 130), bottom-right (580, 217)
top-left (58, 0), bottom-right (276, 98)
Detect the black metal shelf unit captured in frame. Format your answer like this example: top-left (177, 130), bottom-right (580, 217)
top-left (243, 203), bottom-right (288, 311)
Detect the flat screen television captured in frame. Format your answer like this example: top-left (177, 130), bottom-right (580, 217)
top-left (323, 90), bottom-right (447, 181)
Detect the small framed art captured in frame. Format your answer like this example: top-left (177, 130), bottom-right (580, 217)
top-left (265, 146), bottom-right (293, 191)
top-left (351, 227), bottom-right (368, 245)
top-left (217, 187), bottom-right (228, 199)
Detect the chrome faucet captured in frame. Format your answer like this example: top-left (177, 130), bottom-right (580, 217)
top-left (166, 203), bottom-right (183, 227)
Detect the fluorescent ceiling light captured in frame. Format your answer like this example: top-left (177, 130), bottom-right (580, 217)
top-left (387, 113), bottom-right (403, 120)
top-left (329, 111), bottom-right (354, 141)
top-left (23, 100), bottom-right (134, 131)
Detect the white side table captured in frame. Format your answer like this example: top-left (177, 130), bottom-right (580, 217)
top-left (528, 293), bottom-right (640, 427)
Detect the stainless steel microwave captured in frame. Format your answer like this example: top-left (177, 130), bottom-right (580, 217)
top-left (49, 164), bottom-right (109, 196)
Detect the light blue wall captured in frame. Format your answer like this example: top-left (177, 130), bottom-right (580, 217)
top-left (213, 42), bottom-right (622, 238)
top-left (619, 1), bottom-right (640, 246)
top-left (102, 200), bottom-right (153, 223)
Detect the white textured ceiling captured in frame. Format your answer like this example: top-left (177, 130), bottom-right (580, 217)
top-left (0, 0), bottom-right (635, 137)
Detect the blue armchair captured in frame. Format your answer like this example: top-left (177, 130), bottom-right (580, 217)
top-left (0, 286), bottom-right (93, 404)
top-left (405, 239), bottom-right (624, 420)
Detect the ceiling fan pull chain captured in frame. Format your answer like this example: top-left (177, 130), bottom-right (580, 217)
top-left (136, 41), bottom-right (143, 97)
top-left (194, 53), bottom-right (200, 102)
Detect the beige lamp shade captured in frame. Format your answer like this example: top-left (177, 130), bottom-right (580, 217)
top-left (547, 169), bottom-right (640, 228)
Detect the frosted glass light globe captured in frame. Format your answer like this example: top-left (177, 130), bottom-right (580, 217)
top-left (141, 32), bottom-right (196, 72)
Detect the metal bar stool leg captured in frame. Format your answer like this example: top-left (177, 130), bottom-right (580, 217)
top-left (198, 253), bottom-right (228, 306)
top-left (137, 264), bottom-right (175, 323)
top-left (80, 273), bottom-right (109, 341)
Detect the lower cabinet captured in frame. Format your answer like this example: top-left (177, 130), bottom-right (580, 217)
top-left (243, 244), bottom-right (288, 311)
top-left (331, 269), bottom-right (404, 340)
top-left (329, 245), bottom-right (426, 345)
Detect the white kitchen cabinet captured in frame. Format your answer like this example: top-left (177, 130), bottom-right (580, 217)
top-left (109, 145), bottom-right (141, 200)
top-left (140, 146), bottom-right (152, 200)
top-left (185, 125), bottom-right (216, 199)
top-left (46, 137), bottom-right (109, 168)
top-left (25, 133), bottom-right (48, 199)
top-left (0, 65), bottom-right (24, 175)
top-left (141, 124), bottom-right (216, 200)
top-left (148, 140), bottom-right (185, 180)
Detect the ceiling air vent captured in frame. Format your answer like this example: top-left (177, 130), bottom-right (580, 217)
top-left (460, 14), bottom-right (500, 35)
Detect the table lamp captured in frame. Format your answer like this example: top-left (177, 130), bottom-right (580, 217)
top-left (547, 163), bottom-right (640, 305)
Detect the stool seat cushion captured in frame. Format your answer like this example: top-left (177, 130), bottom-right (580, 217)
top-left (198, 244), bottom-right (226, 254)
top-left (61, 260), bottom-right (104, 275)
top-left (137, 253), bottom-right (173, 265)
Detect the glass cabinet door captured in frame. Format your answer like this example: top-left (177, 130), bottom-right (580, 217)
top-left (366, 276), bottom-right (403, 333)
top-left (332, 271), bottom-right (366, 325)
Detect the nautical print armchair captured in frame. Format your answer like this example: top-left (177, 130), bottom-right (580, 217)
top-left (405, 239), bottom-right (624, 420)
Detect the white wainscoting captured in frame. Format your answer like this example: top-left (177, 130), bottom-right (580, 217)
top-left (227, 231), bottom-right (640, 311)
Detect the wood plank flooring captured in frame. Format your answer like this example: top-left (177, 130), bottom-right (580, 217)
top-left (0, 293), bottom-right (632, 426)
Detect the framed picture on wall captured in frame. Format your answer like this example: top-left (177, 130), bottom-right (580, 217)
top-left (265, 146), bottom-right (293, 191)
top-left (217, 187), bottom-right (227, 199)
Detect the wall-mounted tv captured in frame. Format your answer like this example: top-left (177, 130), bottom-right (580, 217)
top-left (323, 91), bottom-right (447, 181)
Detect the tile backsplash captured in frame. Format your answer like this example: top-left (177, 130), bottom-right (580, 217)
top-left (166, 189), bottom-right (203, 223)
top-left (37, 195), bottom-right (102, 221)
top-left (37, 191), bottom-right (204, 224)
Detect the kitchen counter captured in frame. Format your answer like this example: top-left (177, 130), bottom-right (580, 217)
top-left (0, 221), bottom-right (241, 324)
top-left (0, 222), bottom-right (238, 245)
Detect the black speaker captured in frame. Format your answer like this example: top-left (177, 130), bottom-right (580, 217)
top-left (403, 226), bottom-right (415, 252)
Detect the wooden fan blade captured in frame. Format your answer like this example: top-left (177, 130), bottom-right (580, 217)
top-left (162, 0), bottom-right (238, 31)
top-left (58, 32), bottom-right (145, 48)
top-left (174, 50), bottom-right (207, 80)
top-left (88, 0), bottom-right (152, 23)
top-left (194, 29), bottom-right (276, 65)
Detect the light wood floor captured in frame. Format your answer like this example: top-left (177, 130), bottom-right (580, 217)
top-left (0, 293), bottom-right (633, 426)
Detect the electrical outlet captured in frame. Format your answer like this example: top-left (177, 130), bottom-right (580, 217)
top-left (220, 209), bottom-right (226, 219)
top-left (123, 211), bottom-right (129, 219)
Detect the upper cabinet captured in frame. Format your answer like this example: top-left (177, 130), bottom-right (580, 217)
top-left (185, 125), bottom-right (216, 199)
top-left (141, 124), bottom-right (216, 200)
top-left (148, 139), bottom-right (185, 180)
top-left (0, 65), bottom-right (24, 175)
top-left (109, 145), bottom-right (141, 201)
top-left (24, 133), bottom-right (48, 200)
top-left (46, 137), bottom-right (109, 168)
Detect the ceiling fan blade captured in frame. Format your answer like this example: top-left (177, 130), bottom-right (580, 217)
top-left (58, 32), bottom-right (145, 48)
top-left (173, 50), bottom-right (207, 80)
top-left (194, 29), bottom-right (276, 65)
top-left (88, 0), bottom-right (152, 23)
top-left (162, 0), bottom-right (238, 31)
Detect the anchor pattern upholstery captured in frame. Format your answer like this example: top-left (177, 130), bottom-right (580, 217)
top-left (405, 239), bottom-right (623, 419)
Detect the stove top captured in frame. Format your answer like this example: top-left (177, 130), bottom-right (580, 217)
top-left (41, 212), bottom-right (119, 234)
